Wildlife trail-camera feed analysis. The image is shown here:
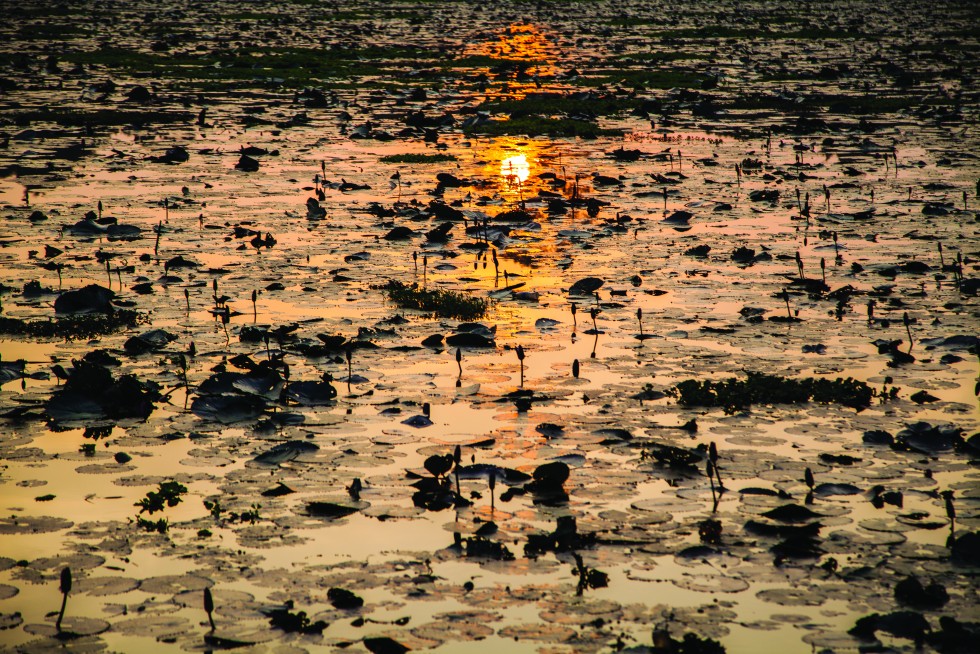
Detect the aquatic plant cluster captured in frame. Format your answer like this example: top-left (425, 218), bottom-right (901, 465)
top-left (0, 0), bottom-right (978, 652)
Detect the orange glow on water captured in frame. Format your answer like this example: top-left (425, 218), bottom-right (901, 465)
top-left (500, 153), bottom-right (530, 184)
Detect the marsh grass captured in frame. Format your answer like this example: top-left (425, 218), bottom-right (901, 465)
top-left (464, 116), bottom-right (621, 138)
top-left (478, 93), bottom-right (642, 117)
top-left (378, 280), bottom-right (490, 320)
top-left (380, 153), bottom-right (458, 164)
top-left (0, 311), bottom-right (144, 340)
top-left (670, 371), bottom-right (878, 414)
top-left (11, 109), bottom-right (194, 128)
top-left (60, 45), bottom-right (438, 88)
top-left (570, 68), bottom-right (706, 89)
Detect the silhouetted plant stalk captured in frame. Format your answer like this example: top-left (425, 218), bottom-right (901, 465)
top-left (345, 347), bottom-right (353, 393)
top-left (709, 442), bottom-right (723, 490)
top-left (942, 490), bottom-right (955, 547)
top-left (516, 345), bottom-right (525, 388)
top-left (706, 459), bottom-right (718, 511)
top-left (804, 467), bottom-right (815, 505)
top-left (204, 587), bottom-right (216, 631)
top-left (570, 302), bottom-right (577, 333)
top-left (453, 445), bottom-right (462, 497)
top-left (251, 290), bottom-right (257, 322)
top-left (489, 469), bottom-right (496, 513)
top-left (903, 312), bottom-right (914, 350)
top-left (572, 359), bottom-right (580, 379)
top-left (56, 567), bottom-right (71, 634)
top-left (177, 353), bottom-right (189, 409)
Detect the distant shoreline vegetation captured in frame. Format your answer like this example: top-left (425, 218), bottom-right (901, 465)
top-left (379, 153), bottom-right (458, 164)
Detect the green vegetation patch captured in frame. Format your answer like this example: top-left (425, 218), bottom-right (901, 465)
top-left (0, 310), bottom-right (144, 340)
top-left (607, 22), bottom-right (857, 40)
top-left (380, 153), bottom-right (458, 164)
top-left (11, 109), bottom-right (194, 128)
top-left (59, 45), bottom-right (439, 88)
top-left (612, 51), bottom-right (713, 63)
top-left (669, 371), bottom-right (877, 414)
top-left (379, 280), bottom-right (489, 321)
top-left (465, 116), bottom-right (621, 138)
top-left (453, 55), bottom-right (547, 69)
top-left (478, 92), bottom-right (641, 117)
top-left (573, 68), bottom-right (706, 89)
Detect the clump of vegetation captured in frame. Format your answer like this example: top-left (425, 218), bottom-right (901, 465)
top-left (48, 357), bottom-right (161, 421)
top-left (136, 481), bottom-right (187, 514)
top-left (378, 280), bottom-right (489, 320)
top-left (0, 310), bottom-right (144, 339)
top-left (453, 55), bottom-right (546, 69)
top-left (477, 92), bottom-right (641, 117)
top-left (265, 605), bottom-right (327, 634)
top-left (649, 630), bottom-right (727, 654)
top-left (380, 153), bottom-right (457, 164)
top-left (464, 116), bottom-right (621, 138)
top-left (136, 517), bottom-right (169, 534)
top-left (134, 481), bottom-right (187, 533)
top-left (669, 371), bottom-right (877, 414)
top-left (58, 44), bottom-right (438, 89)
top-left (11, 109), bottom-right (193, 128)
top-left (572, 68), bottom-right (705, 89)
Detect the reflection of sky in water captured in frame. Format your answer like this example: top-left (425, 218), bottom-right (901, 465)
top-left (463, 23), bottom-right (560, 99)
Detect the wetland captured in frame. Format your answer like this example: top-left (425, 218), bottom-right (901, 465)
top-left (0, 1), bottom-right (978, 652)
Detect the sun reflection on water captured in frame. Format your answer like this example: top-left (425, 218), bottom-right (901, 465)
top-left (500, 153), bottom-right (530, 185)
